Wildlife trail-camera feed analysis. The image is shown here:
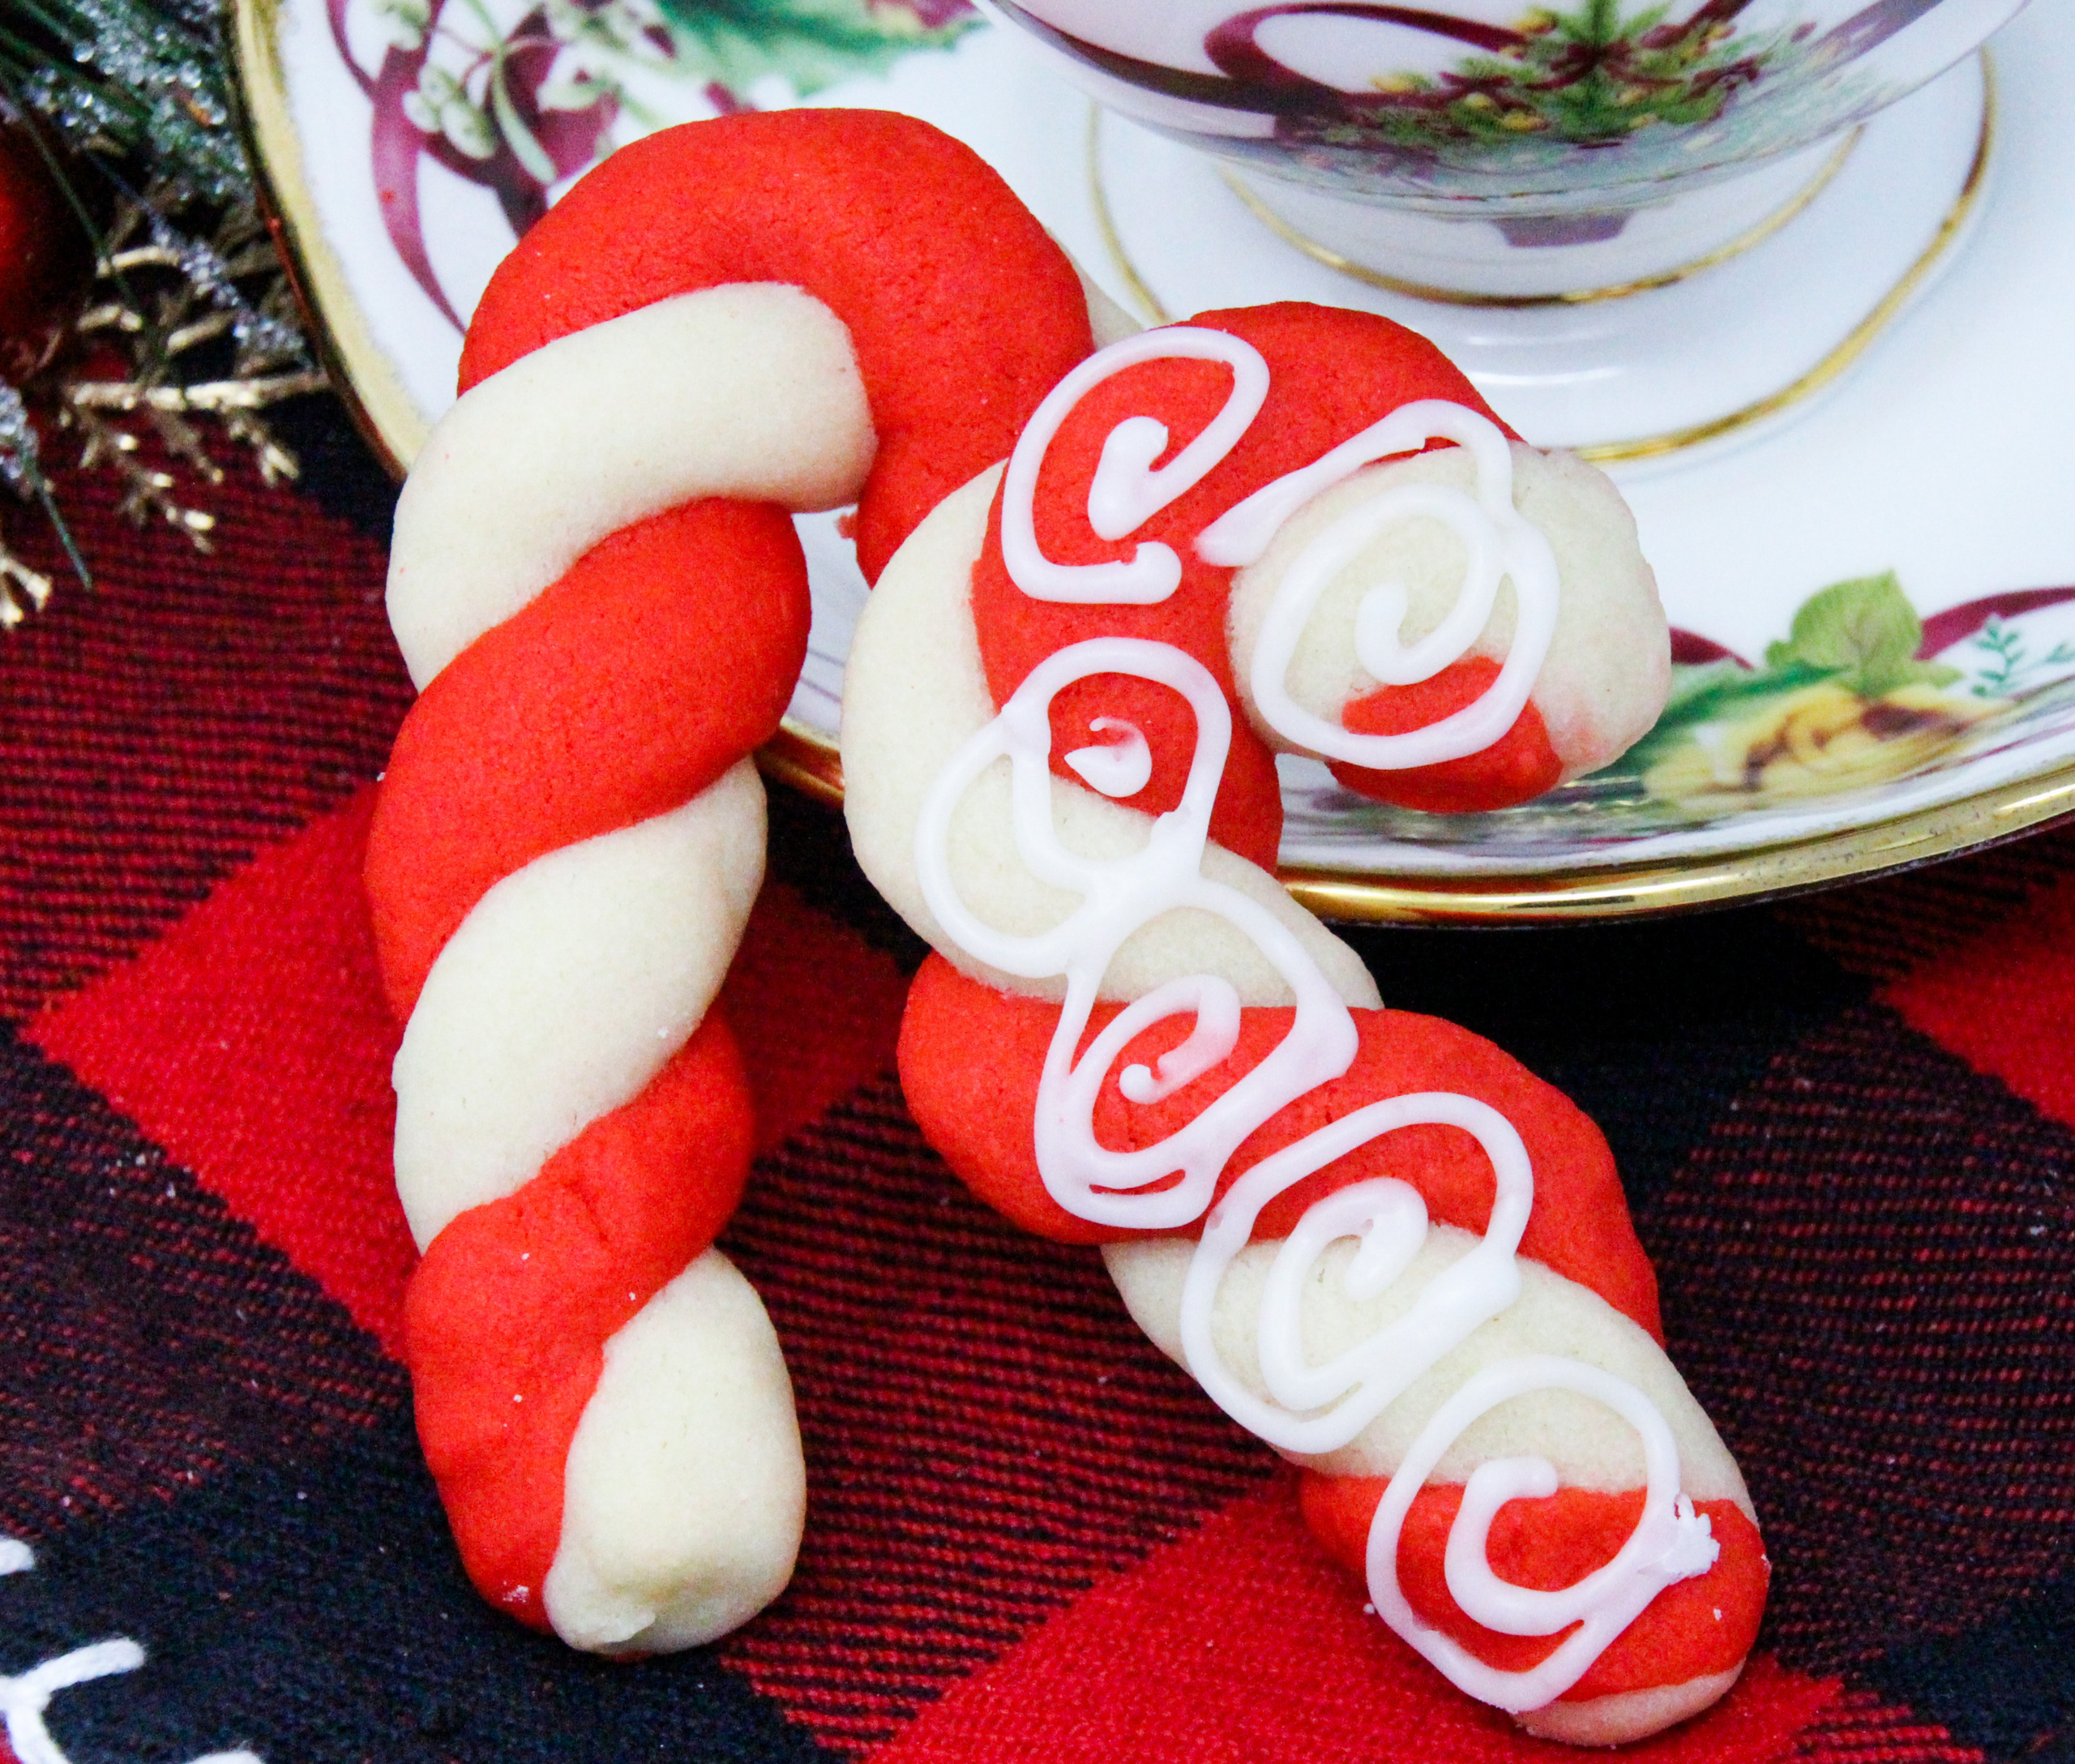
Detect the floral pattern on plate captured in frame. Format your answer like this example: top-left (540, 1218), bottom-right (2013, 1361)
top-left (335, 0), bottom-right (978, 323)
top-left (1279, 573), bottom-right (2075, 870)
top-left (995, 0), bottom-right (1983, 202)
top-left (1224, 0), bottom-right (1832, 183)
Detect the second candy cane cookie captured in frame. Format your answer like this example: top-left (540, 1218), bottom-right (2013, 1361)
top-left (843, 306), bottom-right (1765, 1741)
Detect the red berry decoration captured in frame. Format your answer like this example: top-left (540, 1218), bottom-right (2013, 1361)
top-left (0, 119), bottom-right (94, 381)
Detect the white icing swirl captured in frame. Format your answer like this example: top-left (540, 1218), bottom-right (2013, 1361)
top-left (916, 642), bottom-right (1715, 1708)
top-left (1000, 328), bottom-right (1269, 605)
top-left (1063, 717), bottom-right (1153, 798)
top-left (1368, 1358), bottom-right (1720, 1712)
top-left (1219, 400), bottom-right (1559, 770)
top-left (1183, 1091), bottom-right (1532, 1455)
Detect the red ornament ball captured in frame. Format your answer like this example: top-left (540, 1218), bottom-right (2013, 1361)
top-left (0, 118), bottom-right (95, 379)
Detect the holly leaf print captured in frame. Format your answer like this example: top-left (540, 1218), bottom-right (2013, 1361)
top-left (652, 0), bottom-right (976, 101)
top-left (1763, 571), bottom-right (1959, 697)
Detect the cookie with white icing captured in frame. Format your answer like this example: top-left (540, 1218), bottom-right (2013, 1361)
top-left (845, 306), bottom-right (1763, 1741)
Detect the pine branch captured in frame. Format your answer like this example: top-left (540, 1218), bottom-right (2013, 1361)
top-left (0, 0), bottom-right (327, 625)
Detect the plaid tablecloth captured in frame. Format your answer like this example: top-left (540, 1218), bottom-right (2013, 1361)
top-left (2, 398), bottom-right (2069, 1764)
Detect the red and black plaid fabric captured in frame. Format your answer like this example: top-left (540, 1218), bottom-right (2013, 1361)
top-left (2, 400), bottom-right (2070, 1763)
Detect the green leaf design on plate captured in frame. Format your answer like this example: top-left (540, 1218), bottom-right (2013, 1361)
top-left (652, 0), bottom-right (976, 100)
top-left (1761, 570), bottom-right (1959, 698)
top-left (1295, 0), bottom-right (1807, 163)
top-left (1605, 571), bottom-right (1963, 785)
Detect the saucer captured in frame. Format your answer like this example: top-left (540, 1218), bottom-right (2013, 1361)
top-left (232, 0), bottom-right (2075, 921)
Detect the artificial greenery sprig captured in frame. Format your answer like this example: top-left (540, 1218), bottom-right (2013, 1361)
top-left (0, 0), bottom-right (324, 627)
top-left (0, 0), bottom-right (246, 196)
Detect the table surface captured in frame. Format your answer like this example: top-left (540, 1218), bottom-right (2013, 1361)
top-left (0, 394), bottom-right (2069, 1764)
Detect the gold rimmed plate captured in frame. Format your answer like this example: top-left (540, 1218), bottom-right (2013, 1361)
top-left (232, 0), bottom-right (2075, 922)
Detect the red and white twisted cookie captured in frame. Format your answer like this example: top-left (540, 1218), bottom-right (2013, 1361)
top-left (842, 306), bottom-right (1766, 1743)
top-left (365, 109), bottom-right (1097, 1651)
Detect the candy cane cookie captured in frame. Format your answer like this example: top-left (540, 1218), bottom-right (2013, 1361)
top-left (365, 109), bottom-right (1098, 1652)
top-left (843, 309), bottom-right (1765, 1742)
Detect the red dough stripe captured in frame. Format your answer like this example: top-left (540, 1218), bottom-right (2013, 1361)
top-left (404, 1012), bottom-right (754, 1629)
top-left (1335, 657), bottom-right (1564, 814)
top-left (456, 109), bottom-right (1096, 583)
top-left (898, 954), bottom-right (1663, 1340)
top-left (1300, 1473), bottom-right (1769, 1704)
top-left (366, 498), bottom-right (810, 1017)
